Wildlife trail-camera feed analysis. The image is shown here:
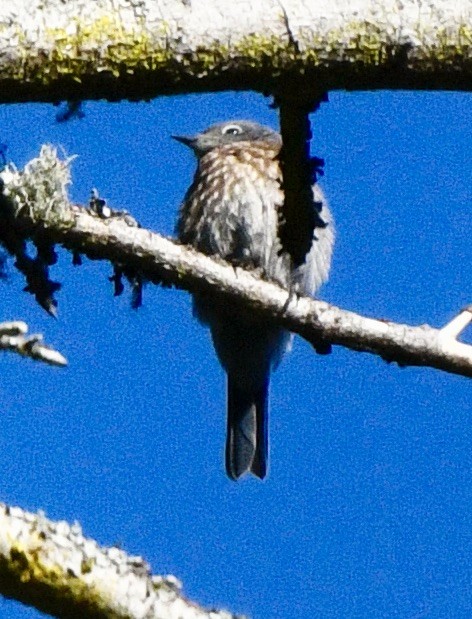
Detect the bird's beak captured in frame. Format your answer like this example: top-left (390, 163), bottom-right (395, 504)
top-left (172, 134), bottom-right (197, 149)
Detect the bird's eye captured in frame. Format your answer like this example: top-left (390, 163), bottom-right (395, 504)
top-left (222, 124), bottom-right (242, 136)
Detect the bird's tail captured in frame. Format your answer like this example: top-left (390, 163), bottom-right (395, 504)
top-left (226, 376), bottom-right (269, 480)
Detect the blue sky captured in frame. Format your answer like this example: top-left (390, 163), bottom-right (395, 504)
top-left (0, 90), bottom-right (471, 618)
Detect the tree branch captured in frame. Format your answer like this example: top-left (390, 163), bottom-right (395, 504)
top-left (0, 503), bottom-right (239, 619)
top-left (0, 0), bottom-right (471, 104)
top-left (0, 146), bottom-right (471, 378)
top-left (0, 321), bottom-right (67, 366)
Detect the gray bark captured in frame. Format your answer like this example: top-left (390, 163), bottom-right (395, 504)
top-left (0, 502), bottom-right (239, 619)
top-left (0, 0), bottom-right (471, 104)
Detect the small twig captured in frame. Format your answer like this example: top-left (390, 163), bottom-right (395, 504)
top-left (0, 320), bottom-right (67, 366)
top-left (439, 305), bottom-right (472, 340)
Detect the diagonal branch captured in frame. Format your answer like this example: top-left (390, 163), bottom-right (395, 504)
top-left (0, 146), bottom-right (471, 378)
top-left (0, 502), bottom-right (239, 619)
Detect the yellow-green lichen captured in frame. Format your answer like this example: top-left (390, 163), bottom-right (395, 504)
top-left (1, 542), bottom-right (117, 617)
top-left (1, 13), bottom-right (470, 96)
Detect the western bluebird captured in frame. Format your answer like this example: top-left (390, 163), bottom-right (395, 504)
top-left (174, 120), bottom-right (334, 480)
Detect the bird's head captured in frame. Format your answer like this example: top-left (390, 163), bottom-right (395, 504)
top-left (172, 120), bottom-right (281, 157)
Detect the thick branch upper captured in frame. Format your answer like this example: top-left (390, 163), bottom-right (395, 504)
top-left (0, 0), bottom-right (471, 103)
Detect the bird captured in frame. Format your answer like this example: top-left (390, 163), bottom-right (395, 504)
top-left (173, 120), bottom-right (334, 480)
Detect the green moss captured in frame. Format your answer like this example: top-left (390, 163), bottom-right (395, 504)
top-left (2, 13), bottom-right (470, 93)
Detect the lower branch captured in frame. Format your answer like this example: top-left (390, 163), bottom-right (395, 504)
top-left (0, 503), bottom-right (239, 619)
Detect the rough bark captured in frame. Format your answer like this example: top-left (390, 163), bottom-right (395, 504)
top-left (0, 0), bottom-right (471, 104)
top-left (0, 503), bottom-right (239, 619)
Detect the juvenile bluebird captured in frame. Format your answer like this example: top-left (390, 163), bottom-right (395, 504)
top-left (174, 120), bottom-right (334, 480)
